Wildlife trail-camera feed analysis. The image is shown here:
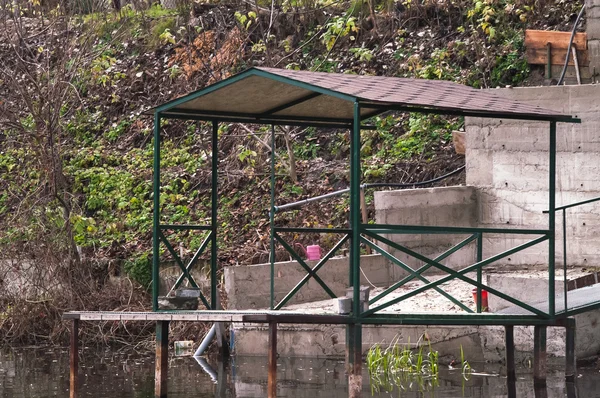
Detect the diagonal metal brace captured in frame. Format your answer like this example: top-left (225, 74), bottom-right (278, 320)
top-left (275, 235), bottom-right (349, 310)
top-left (369, 234), bottom-right (478, 305)
top-left (159, 230), bottom-right (198, 288)
top-left (275, 233), bottom-right (337, 299)
top-left (169, 232), bottom-right (212, 294)
top-left (362, 237), bottom-right (473, 313)
top-left (362, 230), bottom-right (549, 318)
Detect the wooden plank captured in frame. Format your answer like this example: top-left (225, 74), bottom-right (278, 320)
top-left (525, 30), bottom-right (587, 50)
top-left (70, 319), bottom-right (79, 398)
top-left (267, 322), bottom-right (277, 398)
top-left (155, 321), bottom-right (169, 398)
top-left (80, 313), bottom-right (103, 321)
top-left (526, 47), bottom-right (589, 66)
top-left (533, 325), bottom-right (547, 387)
top-left (452, 131), bottom-right (466, 155)
top-left (100, 314), bottom-right (122, 321)
top-left (505, 325), bottom-right (516, 381)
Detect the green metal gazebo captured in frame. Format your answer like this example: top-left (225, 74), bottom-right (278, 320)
top-left (150, 67), bottom-right (581, 383)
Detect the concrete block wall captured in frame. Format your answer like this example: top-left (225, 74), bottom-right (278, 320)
top-left (466, 84), bottom-right (600, 267)
top-left (373, 186), bottom-right (478, 274)
top-left (588, 0), bottom-right (600, 76)
top-left (224, 254), bottom-right (389, 310)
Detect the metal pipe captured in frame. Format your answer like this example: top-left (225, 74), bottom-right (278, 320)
top-left (194, 324), bottom-right (217, 357)
top-left (193, 357), bottom-right (218, 383)
top-left (272, 165), bottom-right (466, 214)
top-left (557, 4), bottom-right (586, 86)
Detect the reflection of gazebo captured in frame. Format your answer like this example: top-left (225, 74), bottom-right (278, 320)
top-left (66, 67), bottom-right (582, 397)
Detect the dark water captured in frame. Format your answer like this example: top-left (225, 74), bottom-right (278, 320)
top-left (0, 348), bottom-right (599, 397)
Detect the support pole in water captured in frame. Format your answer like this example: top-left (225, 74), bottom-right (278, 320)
top-left (505, 325), bottom-right (516, 381)
top-left (348, 323), bottom-right (362, 398)
top-left (70, 319), bottom-right (79, 398)
top-left (268, 321), bottom-right (277, 398)
top-left (155, 320), bottom-right (169, 398)
top-left (533, 325), bottom-right (547, 387)
top-left (565, 320), bottom-right (576, 382)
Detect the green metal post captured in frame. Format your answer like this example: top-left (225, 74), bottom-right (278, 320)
top-left (477, 232), bottom-right (483, 313)
top-left (211, 121), bottom-right (218, 309)
top-left (152, 112), bottom-right (161, 312)
top-left (549, 121), bottom-right (556, 317)
top-left (270, 125), bottom-right (276, 309)
top-left (351, 102), bottom-right (361, 316)
top-left (346, 101), bottom-right (363, 375)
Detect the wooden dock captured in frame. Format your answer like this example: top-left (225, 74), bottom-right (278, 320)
top-left (63, 309), bottom-right (581, 398)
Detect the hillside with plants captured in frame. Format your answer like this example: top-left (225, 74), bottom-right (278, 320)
top-left (0, 0), bottom-right (584, 346)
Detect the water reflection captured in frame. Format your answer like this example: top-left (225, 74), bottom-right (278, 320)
top-left (0, 349), bottom-right (598, 397)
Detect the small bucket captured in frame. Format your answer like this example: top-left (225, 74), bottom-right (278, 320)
top-left (306, 245), bottom-right (321, 261)
top-left (472, 288), bottom-right (489, 312)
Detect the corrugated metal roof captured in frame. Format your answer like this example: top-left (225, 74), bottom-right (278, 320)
top-left (155, 67), bottom-right (579, 126)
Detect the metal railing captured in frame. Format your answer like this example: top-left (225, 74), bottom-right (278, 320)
top-left (360, 224), bottom-right (551, 317)
top-left (544, 195), bottom-right (600, 317)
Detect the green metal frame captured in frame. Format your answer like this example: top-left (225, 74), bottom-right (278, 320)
top-left (151, 68), bottom-right (585, 330)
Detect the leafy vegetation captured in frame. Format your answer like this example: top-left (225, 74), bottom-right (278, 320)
top-left (366, 337), bottom-right (472, 394)
top-left (0, 0), bottom-right (583, 346)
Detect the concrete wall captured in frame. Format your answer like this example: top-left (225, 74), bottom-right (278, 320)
top-left (373, 186), bottom-right (478, 274)
top-left (232, 307), bottom-right (600, 360)
top-left (224, 254), bottom-right (389, 310)
top-left (588, 0), bottom-right (600, 76)
top-left (465, 84), bottom-right (600, 267)
top-left (486, 273), bottom-right (564, 313)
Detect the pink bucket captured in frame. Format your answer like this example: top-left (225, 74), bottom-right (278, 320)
top-left (306, 245), bottom-right (322, 261)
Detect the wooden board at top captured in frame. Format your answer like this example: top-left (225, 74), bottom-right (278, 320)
top-left (525, 30), bottom-right (587, 50)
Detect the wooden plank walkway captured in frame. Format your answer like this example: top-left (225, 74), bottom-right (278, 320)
top-left (498, 283), bottom-right (600, 316)
top-left (63, 310), bottom-right (572, 326)
top-left (62, 310), bottom-right (350, 324)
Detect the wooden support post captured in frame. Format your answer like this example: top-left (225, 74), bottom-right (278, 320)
top-left (505, 325), bottom-right (516, 381)
top-left (507, 376), bottom-right (517, 398)
top-left (534, 385), bottom-right (549, 398)
top-left (546, 43), bottom-right (552, 79)
top-left (565, 321), bottom-right (576, 382)
top-left (348, 323), bottom-right (362, 398)
top-left (214, 294), bottom-right (230, 359)
top-left (533, 325), bottom-right (547, 387)
top-left (155, 320), bottom-right (169, 398)
top-left (268, 321), bottom-right (277, 398)
top-left (70, 319), bottom-right (79, 398)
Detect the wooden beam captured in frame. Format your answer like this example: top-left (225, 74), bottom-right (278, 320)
top-left (533, 325), bottom-right (547, 387)
top-left (525, 30), bottom-right (587, 50)
top-left (505, 325), bottom-right (516, 381)
top-left (565, 322), bottom-right (576, 382)
top-left (268, 321), bottom-right (278, 398)
top-left (526, 47), bottom-right (589, 66)
top-left (525, 30), bottom-right (589, 66)
top-left (155, 321), bottom-right (169, 398)
top-left (70, 319), bottom-right (79, 398)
